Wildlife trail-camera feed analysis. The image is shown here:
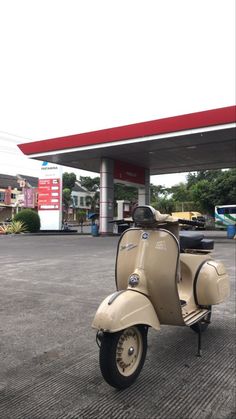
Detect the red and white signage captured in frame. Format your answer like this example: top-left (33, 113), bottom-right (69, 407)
top-left (38, 178), bottom-right (61, 210)
top-left (114, 160), bottom-right (145, 185)
top-left (38, 162), bottom-right (62, 230)
top-left (23, 187), bottom-right (36, 208)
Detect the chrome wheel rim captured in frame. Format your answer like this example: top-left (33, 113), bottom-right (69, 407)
top-left (116, 327), bottom-right (143, 376)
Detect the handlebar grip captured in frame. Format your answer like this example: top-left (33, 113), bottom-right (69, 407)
top-left (178, 218), bottom-right (205, 227)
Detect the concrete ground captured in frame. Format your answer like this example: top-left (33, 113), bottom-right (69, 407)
top-left (0, 231), bottom-right (235, 419)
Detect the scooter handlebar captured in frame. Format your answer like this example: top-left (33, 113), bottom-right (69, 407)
top-left (178, 218), bottom-right (205, 228)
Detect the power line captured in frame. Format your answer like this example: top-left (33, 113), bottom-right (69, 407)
top-left (0, 131), bottom-right (33, 142)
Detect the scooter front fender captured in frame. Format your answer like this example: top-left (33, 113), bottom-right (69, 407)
top-left (92, 290), bottom-right (160, 332)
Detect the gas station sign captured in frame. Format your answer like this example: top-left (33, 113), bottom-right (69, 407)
top-left (114, 160), bottom-right (145, 186)
top-left (38, 162), bottom-right (62, 230)
top-left (38, 178), bottom-right (61, 210)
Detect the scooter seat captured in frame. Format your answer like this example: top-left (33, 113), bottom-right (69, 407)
top-left (200, 239), bottom-right (214, 250)
top-left (179, 232), bottom-right (214, 252)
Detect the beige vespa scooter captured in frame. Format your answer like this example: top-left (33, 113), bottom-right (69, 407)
top-left (92, 206), bottom-right (230, 389)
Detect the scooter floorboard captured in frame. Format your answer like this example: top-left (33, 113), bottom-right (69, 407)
top-left (183, 308), bottom-right (209, 326)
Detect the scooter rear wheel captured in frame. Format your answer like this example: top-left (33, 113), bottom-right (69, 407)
top-left (190, 307), bottom-right (212, 333)
top-left (99, 325), bottom-right (147, 389)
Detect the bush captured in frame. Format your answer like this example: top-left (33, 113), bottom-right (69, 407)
top-left (0, 224), bottom-right (9, 234)
top-left (8, 220), bottom-right (28, 234)
top-left (0, 221), bottom-right (27, 234)
top-left (14, 209), bottom-right (41, 233)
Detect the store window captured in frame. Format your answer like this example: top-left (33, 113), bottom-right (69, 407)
top-left (73, 196), bottom-right (78, 206)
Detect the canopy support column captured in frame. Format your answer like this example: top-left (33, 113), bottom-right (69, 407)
top-left (100, 158), bottom-right (114, 235)
top-left (138, 169), bottom-right (150, 205)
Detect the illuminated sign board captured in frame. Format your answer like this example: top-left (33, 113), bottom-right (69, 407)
top-left (114, 160), bottom-right (145, 185)
top-left (38, 162), bottom-right (62, 230)
top-left (38, 178), bottom-right (61, 210)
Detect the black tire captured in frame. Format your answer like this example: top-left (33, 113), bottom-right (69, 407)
top-left (190, 308), bottom-right (212, 333)
top-left (99, 325), bottom-right (147, 389)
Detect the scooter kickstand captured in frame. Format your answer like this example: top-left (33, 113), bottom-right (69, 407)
top-left (197, 322), bottom-right (202, 357)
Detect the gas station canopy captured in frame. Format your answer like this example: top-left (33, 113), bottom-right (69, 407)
top-left (18, 106), bottom-right (236, 175)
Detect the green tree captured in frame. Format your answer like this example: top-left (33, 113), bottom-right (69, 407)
top-left (76, 209), bottom-right (87, 232)
top-left (164, 182), bottom-right (194, 212)
top-left (150, 169), bottom-right (236, 216)
top-left (150, 183), bottom-right (172, 212)
top-left (63, 172), bottom-right (76, 190)
top-left (190, 180), bottom-right (214, 213)
top-left (150, 184), bottom-right (166, 203)
top-left (85, 191), bottom-right (100, 212)
top-left (189, 169), bottom-right (236, 214)
top-left (152, 197), bottom-right (175, 214)
top-left (114, 183), bottom-right (138, 202)
top-left (169, 182), bottom-right (191, 202)
top-left (62, 172), bottom-right (77, 219)
top-left (80, 176), bottom-right (141, 210)
top-left (213, 169), bottom-right (236, 204)
top-left (63, 188), bottom-right (72, 217)
top-left (80, 176), bottom-right (100, 212)
top-left (186, 170), bottom-right (222, 188)
top-left (80, 176), bottom-right (100, 191)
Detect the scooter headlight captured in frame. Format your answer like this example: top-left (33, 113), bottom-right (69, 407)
top-left (129, 274), bottom-right (139, 287)
top-left (133, 206), bottom-right (156, 226)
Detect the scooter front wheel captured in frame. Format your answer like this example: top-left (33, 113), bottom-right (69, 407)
top-left (99, 325), bottom-right (147, 389)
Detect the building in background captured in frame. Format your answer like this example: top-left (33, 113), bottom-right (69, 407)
top-left (0, 174), bottom-right (95, 224)
top-left (0, 174), bottom-right (20, 221)
top-left (68, 181), bottom-right (94, 222)
top-left (0, 174), bottom-right (38, 222)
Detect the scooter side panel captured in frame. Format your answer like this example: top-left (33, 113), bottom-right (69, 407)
top-left (196, 261), bottom-right (230, 305)
top-left (179, 253), bottom-right (211, 312)
top-left (92, 290), bottom-right (161, 332)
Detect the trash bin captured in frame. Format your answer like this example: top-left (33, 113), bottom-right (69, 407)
top-left (91, 223), bottom-right (99, 237)
top-left (227, 225), bottom-right (236, 239)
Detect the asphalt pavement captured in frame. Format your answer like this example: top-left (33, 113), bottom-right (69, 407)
top-left (0, 231), bottom-right (235, 419)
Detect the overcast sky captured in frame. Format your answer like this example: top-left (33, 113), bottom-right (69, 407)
top-left (0, 0), bottom-right (235, 186)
